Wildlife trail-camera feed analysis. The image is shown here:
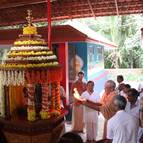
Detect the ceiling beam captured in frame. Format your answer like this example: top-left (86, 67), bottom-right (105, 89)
top-left (53, 0), bottom-right (142, 7)
top-left (0, 0), bottom-right (47, 9)
top-left (53, 0), bottom-right (143, 10)
top-left (87, 0), bottom-right (96, 18)
top-left (53, 1), bottom-right (143, 15)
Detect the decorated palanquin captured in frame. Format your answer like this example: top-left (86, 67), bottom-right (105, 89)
top-left (0, 10), bottom-right (64, 143)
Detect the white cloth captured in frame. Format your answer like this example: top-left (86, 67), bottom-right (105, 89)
top-left (120, 90), bottom-right (127, 99)
top-left (81, 91), bottom-right (99, 123)
top-left (138, 82), bottom-right (143, 97)
top-left (60, 86), bottom-right (66, 107)
top-left (125, 99), bottom-right (140, 118)
top-left (81, 91), bottom-right (99, 141)
top-left (138, 82), bottom-right (143, 91)
top-left (116, 82), bottom-right (124, 94)
top-left (107, 110), bottom-right (139, 143)
top-left (86, 122), bottom-right (97, 141)
top-left (125, 99), bottom-right (143, 143)
top-left (72, 104), bottom-right (84, 131)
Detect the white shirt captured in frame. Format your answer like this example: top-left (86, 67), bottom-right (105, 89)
top-left (125, 99), bottom-right (140, 118)
top-left (125, 99), bottom-right (143, 143)
top-left (120, 90), bottom-right (127, 99)
top-left (81, 91), bottom-right (99, 123)
top-left (116, 82), bottom-right (124, 94)
top-left (107, 110), bottom-right (139, 143)
top-left (138, 82), bottom-right (143, 97)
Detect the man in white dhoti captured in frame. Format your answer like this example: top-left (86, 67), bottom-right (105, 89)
top-left (81, 81), bottom-right (99, 143)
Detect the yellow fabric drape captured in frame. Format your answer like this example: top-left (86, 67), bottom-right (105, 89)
top-left (9, 85), bottom-right (24, 116)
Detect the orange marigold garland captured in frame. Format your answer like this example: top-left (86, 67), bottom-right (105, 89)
top-left (55, 82), bottom-right (61, 112)
top-left (51, 83), bottom-right (56, 110)
top-left (40, 84), bottom-right (50, 119)
top-left (50, 82), bottom-right (61, 117)
top-left (27, 84), bottom-right (36, 121)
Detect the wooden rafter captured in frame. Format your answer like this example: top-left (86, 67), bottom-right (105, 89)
top-left (0, 0), bottom-right (46, 9)
top-left (87, 0), bottom-right (96, 18)
top-left (0, 0), bottom-right (143, 26)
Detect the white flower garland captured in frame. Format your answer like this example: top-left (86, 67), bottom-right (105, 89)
top-left (0, 70), bottom-right (25, 117)
top-left (7, 55), bottom-right (57, 61)
top-left (1, 70), bottom-right (25, 86)
top-left (0, 71), bottom-right (5, 117)
top-left (3, 71), bottom-right (7, 86)
top-left (11, 46), bottom-right (49, 51)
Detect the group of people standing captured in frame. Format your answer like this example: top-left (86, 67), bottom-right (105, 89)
top-left (69, 72), bottom-right (143, 143)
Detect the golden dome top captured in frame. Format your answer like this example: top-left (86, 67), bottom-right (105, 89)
top-left (23, 10), bottom-right (37, 35)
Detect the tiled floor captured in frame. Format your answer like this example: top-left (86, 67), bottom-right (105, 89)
top-left (65, 114), bottom-right (105, 142)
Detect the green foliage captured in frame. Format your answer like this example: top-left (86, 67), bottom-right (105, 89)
top-left (104, 51), bottom-right (115, 68)
top-left (78, 15), bottom-right (143, 68)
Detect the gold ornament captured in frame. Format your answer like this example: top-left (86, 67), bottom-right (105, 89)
top-left (23, 10), bottom-right (37, 35)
